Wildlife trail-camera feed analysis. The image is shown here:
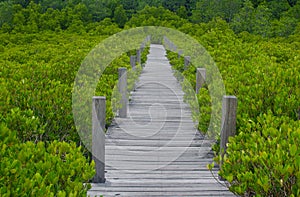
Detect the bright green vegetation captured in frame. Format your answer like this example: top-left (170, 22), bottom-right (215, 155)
top-left (0, 29), bottom-right (148, 196)
top-left (1, 0), bottom-right (300, 37)
top-left (1, 1), bottom-right (300, 196)
top-left (0, 124), bottom-right (94, 196)
top-left (167, 21), bottom-right (300, 195)
top-left (166, 17), bottom-right (300, 197)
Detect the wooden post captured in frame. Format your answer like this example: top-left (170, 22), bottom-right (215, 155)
top-left (147, 35), bottom-right (151, 42)
top-left (178, 50), bottom-right (183, 59)
top-left (163, 36), bottom-right (168, 48)
top-left (140, 43), bottom-right (145, 52)
top-left (220, 96), bottom-right (237, 167)
top-left (92, 96), bottom-right (106, 183)
top-left (130, 55), bottom-right (136, 70)
top-left (196, 68), bottom-right (206, 94)
top-left (173, 44), bottom-right (177, 51)
top-left (136, 49), bottom-right (141, 65)
top-left (184, 56), bottom-right (190, 70)
top-left (118, 68), bottom-right (127, 118)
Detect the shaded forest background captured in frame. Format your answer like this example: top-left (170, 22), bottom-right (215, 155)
top-left (0, 0), bottom-right (300, 37)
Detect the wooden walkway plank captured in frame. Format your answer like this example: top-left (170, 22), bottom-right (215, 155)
top-left (88, 44), bottom-right (234, 196)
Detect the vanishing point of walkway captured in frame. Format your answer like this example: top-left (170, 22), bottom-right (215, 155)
top-left (87, 44), bottom-right (234, 196)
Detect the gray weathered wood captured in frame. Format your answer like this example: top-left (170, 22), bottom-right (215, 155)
top-left (118, 68), bottom-right (127, 118)
top-left (184, 56), bottom-right (191, 70)
top-left (178, 50), bottom-right (183, 58)
top-left (196, 68), bottom-right (206, 94)
top-left (172, 43), bottom-right (177, 51)
top-left (220, 96), bottom-right (237, 167)
top-left (88, 44), bottom-right (234, 196)
top-left (92, 96), bottom-right (106, 183)
top-left (88, 191), bottom-right (234, 197)
top-left (136, 49), bottom-right (141, 65)
top-left (141, 43), bottom-right (145, 52)
top-left (130, 55), bottom-right (136, 70)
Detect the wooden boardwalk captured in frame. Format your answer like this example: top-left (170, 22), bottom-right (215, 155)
top-left (88, 44), bottom-right (234, 196)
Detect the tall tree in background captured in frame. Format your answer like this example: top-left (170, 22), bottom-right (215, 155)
top-left (176, 5), bottom-right (188, 19)
top-left (81, 0), bottom-right (118, 22)
top-left (231, 0), bottom-right (255, 33)
top-left (73, 3), bottom-right (92, 23)
top-left (231, 0), bottom-right (273, 37)
top-left (120, 0), bottom-right (138, 10)
top-left (140, 0), bottom-right (162, 7)
top-left (40, 0), bottom-right (66, 10)
top-left (270, 0), bottom-right (300, 36)
top-left (113, 5), bottom-right (128, 28)
top-left (252, 4), bottom-right (272, 37)
top-left (287, 0), bottom-right (298, 7)
top-left (0, 2), bottom-right (13, 27)
top-left (118, 0), bottom-right (138, 19)
top-left (11, 0), bottom-right (31, 8)
top-left (184, 0), bottom-right (197, 16)
top-left (284, 1), bottom-right (300, 19)
top-left (25, 2), bottom-right (42, 33)
top-left (267, 0), bottom-right (291, 19)
top-left (191, 0), bottom-right (242, 23)
top-left (162, 0), bottom-right (185, 12)
top-left (220, 0), bottom-right (243, 22)
top-left (191, 0), bottom-right (218, 23)
top-left (250, 0), bottom-right (265, 7)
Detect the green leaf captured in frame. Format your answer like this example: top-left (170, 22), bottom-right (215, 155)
top-left (290, 144), bottom-right (297, 157)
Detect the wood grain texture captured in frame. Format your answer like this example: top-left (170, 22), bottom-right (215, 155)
top-left (118, 68), bottom-right (127, 118)
top-left (88, 44), bottom-right (234, 196)
top-left (92, 96), bottom-right (106, 183)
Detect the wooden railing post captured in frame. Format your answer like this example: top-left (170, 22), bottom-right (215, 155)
top-left (171, 42), bottom-right (175, 51)
top-left (136, 49), bottom-right (141, 66)
top-left (92, 96), bottom-right (106, 183)
top-left (184, 56), bottom-right (190, 70)
top-left (196, 68), bottom-right (206, 94)
top-left (140, 43), bottom-right (145, 52)
top-left (220, 96), bottom-right (237, 168)
top-left (118, 67), bottom-right (127, 118)
top-left (178, 50), bottom-right (183, 59)
top-left (163, 36), bottom-right (175, 51)
top-left (130, 55), bottom-right (136, 70)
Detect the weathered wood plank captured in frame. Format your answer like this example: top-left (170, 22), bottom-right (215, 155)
top-left (220, 96), bottom-right (237, 169)
top-left (118, 68), bottom-right (127, 118)
top-left (88, 191), bottom-right (234, 197)
top-left (92, 96), bottom-right (106, 183)
top-left (88, 44), bottom-right (234, 196)
top-left (88, 186), bottom-right (229, 192)
top-left (105, 172), bottom-right (220, 179)
top-left (106, 170), bottom-right (220, 175)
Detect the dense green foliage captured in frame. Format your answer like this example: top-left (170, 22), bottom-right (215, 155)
top-left (0, 124), bottom-right (94, 196)
top-left (164, 17), bottom-right (300, 196)
top-left (1, 0), bottom-right (300, 37)
top-left (0, 32), bottom-right (101, 195)
top-left (220, 114), bottom-right (300, 196)
top-left (0, 32), bottom-right (105, 142)
top-left (0, 29), bottom-right (148, 195)
top-left (0, 1), bottom-right (299, 196)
